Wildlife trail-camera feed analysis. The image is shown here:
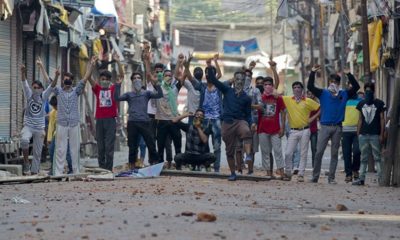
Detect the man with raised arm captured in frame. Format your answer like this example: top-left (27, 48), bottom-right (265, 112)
top-left (86, 54), bottom-right (124, 171)
top-left (114, 72), bottom-right (163, 168)
top-left (207, 69), bottom-right (253, 181)
top-left (19, 59), bottom-right (57, 175)
top-left (308, 65), bottom-right (360, 184)
top-left (52, 57), bottom-right (96, 176)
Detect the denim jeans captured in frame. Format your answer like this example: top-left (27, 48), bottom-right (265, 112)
top-left (203, 118), bottom-right (222, 172)
top-left (342, 131), bottom-right (361, 177)
top-left (359, 134), bottom-right (382, 181)
top-left (49, 136), bottom-right (72, 175)
top-left (310, 131), bottom-right (318, 168)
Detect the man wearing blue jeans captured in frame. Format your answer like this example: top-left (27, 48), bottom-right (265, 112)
top-left (353, 82), bottom-right (385, 186)
top-left (308, 65), bottom-right (360, 184)
top-left (342, 93), bottom-right (362, 182)
top-left (191, 62), bottom-right (223, 172)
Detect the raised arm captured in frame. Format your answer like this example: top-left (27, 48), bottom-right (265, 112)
top-left (114, 83), bottom-right (129, 101)
top-left (214, 53), bottom-right (222, 79)
top-left (268, 60), bottom-right (281, 90)
top-left (149, 84), bottom-right (164, 99)
top-left (143, 47), bottom-right (156, 83)
top-left (51, 67), bottom-right (60, 88)
top-left (206, 67), bottom-right (229, 93)
top-left (307, 64), bottom-right (323, 98)
top-left (174, 53), bottom-right (185, 81)
top-left (83, 56), bottom-right (97, 84)
top-left (344, 69), bottom-right (360, 98)
top-left (113, 53), bottom-right (125, 82)
top-left (20, 65), bottom-right (32, 99)
top-left (37, 57), bottom-right (52, 84)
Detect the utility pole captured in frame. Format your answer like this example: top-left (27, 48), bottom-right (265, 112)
top-left (361, 0), bottom-right (371, 82)
top-left (270, 0), bottom-right (274, 59)
top-left (319, 4), bottom-right (326, 86)
top-left (308, 0), bottom-right (314, 66)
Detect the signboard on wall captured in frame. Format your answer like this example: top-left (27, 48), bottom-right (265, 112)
top-left (61, 0), bottom-right (94, 8)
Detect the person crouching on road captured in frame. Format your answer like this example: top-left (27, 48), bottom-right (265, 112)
top-left (173, 109), bottom-right (216, 170)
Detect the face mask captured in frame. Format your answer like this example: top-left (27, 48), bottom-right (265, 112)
top-left (157, 72), bottom-right (163, 83)
top-left (264, 85), bottom-right (274, 95)
top-left (64, 79), bottom-right (72, 86)
top-left (194, 71), bottom-right (203, 80)
top-left (234, 74), bottom-right (245, 94)
top-left (365, 90), bottom-right (374, 104)
top-left (244, 76), bottom-right (251, 89)
top-left (100, 80), bottom-right (111, 88)
top-left (33, 89), bottom-right (43, 95)
top-left (328, 83), bottom-right (339, 95)
top-left (293, 88), bottom-right (303, 100)
top-left (256, 85), bottom-right (264, 94)
top-left (164, 76), bottom-right (172, 85)
top-left (132, 79), bottom-right (142, 92)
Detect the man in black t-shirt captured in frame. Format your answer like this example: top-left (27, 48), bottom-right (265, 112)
top-left (353, 82), bottom-right (385, 186)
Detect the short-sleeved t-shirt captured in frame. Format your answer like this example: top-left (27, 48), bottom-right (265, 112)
top-left (356, 99), bottom-right (385, 135)
top-left (258, 95), bottom-right (285, 134)
top-left (93, 84), bottom-right (118, 119)
top-left (282, 96), bottom-right (320, 129)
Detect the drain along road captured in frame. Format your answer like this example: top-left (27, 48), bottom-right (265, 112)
top-left (1, 174), bottom-right (399, 240)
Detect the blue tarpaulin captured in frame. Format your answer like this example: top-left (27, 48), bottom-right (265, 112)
top-left (223, 38), bottom-right (259, 54)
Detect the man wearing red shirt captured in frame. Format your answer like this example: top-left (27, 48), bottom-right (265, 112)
top-left (88, 55), bottom-right (124, 171)
top-left (257, 77), bottom-right (286, 179)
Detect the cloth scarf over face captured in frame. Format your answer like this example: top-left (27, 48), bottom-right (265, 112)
top-left (161, 80), bottom-right (178, 116)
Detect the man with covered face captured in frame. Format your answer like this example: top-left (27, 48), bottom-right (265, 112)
top-left (154, 68), bottom-right (183, 168)
top-left (87, 54), bottom-right (124, 171)
top-left (52, 57), bottom-right (97, 176)
top-left (19, 60), bottom-right (57, 175)
top-left (207, 69), bottom-right (253, 181)
top-left (189, 54), bottom-right (224, 172)
top-left (172, 109), bottom-right (216, 170)
top-left (114, 72), bottom-right (163, 168)
top-left (308, 65), bottom-right (360, 184)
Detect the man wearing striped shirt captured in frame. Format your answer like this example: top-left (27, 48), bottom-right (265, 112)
top-left (52, 57), bottom-right (96, 176)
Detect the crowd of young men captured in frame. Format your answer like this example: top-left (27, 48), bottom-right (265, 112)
top-left (20, 49), bottom-right (387, 185)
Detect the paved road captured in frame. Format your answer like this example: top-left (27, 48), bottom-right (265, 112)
top-left (0, 173), bottom-right (398, 239)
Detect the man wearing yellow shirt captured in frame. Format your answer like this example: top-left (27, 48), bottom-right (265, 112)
top-left (282, 82), bottom-right (320, 181)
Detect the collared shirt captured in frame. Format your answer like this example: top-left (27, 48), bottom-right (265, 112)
top-left (282, 96), bottom-right (320, 128)
top-left (115, 84), bottom-right (163, 122)
top-left (181, 123), bottom-right (210, 155)
top-left (53, 80), bottom-right (86, 127)
top-left (208, 75), bottom-right (252, 125)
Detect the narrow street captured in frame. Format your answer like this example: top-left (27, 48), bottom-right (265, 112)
top-left (1, 172), bottom-right (399, 240)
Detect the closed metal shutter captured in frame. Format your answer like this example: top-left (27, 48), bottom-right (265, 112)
top-left (48, 44), bottom-right (59, 81)
top-left (10, 14), bottom-right (24, 138)
top-left (0, 19), bottom-right (11, 141)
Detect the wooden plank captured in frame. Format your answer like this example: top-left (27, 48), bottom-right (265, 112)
top-left (160, 170), bottom-right (271, 181)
